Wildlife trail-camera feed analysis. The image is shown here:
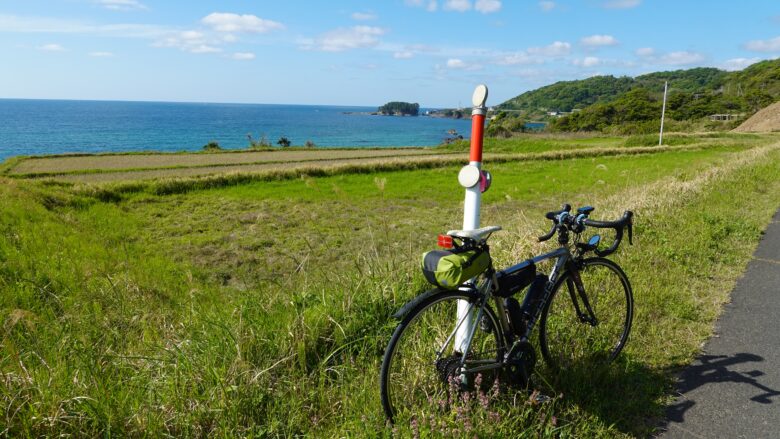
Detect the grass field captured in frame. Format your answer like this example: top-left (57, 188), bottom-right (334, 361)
top-left (1, 134), bottom-right (779, 437)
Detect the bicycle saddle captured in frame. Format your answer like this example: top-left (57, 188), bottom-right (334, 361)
top-left (446, 225), bottom-right (502, 242)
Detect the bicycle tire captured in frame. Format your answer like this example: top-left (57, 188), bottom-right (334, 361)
top-left (539, 257), bottom-right (633, 370)
top-left (380, 289), bottom-right (505, 422)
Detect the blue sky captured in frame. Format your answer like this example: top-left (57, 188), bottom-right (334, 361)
top-left (2, 0), bottom-right (780, 107)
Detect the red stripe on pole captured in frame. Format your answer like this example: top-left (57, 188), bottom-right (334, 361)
top-left (469, 114), bottom-right (485, 163)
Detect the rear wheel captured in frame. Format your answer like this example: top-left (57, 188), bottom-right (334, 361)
top-left (539, 258), bottom-right (633, 370)
top-left (380, 290), bottom-right (505, 422)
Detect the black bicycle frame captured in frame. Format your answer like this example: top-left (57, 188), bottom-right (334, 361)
top-left (453, 245), bottom-right (599, 376)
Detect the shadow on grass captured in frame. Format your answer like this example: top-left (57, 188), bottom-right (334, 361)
top-left (661, 353), bottom-right (780, 429)
top-left (540, 352), bottom-right (780, 436)
top-left (538, 359), bottom-right (669, 437)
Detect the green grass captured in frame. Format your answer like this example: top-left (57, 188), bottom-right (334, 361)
top-left (1, 135), bottom-right (779, 437)
top-left (438, 134), bottom-right (627, 153)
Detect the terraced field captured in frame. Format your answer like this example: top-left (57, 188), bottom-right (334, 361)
top-left (1, 133), bottom-right (779, 437)
top-left (1, 133), bottom-right (764, 185)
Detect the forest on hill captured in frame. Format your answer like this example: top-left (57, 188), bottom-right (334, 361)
top-left (489, 59), bottom-right (780, 135)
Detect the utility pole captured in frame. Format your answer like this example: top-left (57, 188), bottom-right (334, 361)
top-left (455, 84), bottom-right (488, 353)
top-left (659, 81), bottom-right (668, 146)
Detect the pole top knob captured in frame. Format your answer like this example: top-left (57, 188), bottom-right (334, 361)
top-left (472, 84), bottom-right (488, 108)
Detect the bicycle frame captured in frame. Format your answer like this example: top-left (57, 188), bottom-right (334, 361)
top-left (447, 245), bottom-right (597, 376)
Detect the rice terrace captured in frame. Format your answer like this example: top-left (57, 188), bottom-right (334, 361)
top-left (3, 1), bottom-right (780, 437)
top-left (2, 130), bottom-right (779, 436)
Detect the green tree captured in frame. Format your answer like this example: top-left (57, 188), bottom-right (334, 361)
top-left (378, 102), bottom-right (420, 116)
top-left (203, 141), bottom-right (222, 151)
top-left (277, 137), bottom-right (291, 147)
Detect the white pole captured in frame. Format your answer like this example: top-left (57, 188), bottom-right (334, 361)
top-left (659, 81), bottom-right (668, 146)
top-left (455, 85), bottom-right (488, 354)
top-left (456, 165), bottom-right (481, 353)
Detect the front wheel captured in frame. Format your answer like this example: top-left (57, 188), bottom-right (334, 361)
top-left (380, 289), bottom-right (505, 422)
top-left (539, 257), bottom-right (633, 370)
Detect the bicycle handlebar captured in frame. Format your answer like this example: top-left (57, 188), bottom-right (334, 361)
top-left (538, 204), bottom-right (570, 241)
top-left (584, 210), bottom-right (633, 257)
top-left (538, 205), bottom-right (634, 257)
top-left (544, 203), bottom-right (571, 220)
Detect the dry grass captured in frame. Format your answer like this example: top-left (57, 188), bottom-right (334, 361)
top-left (52, 153), bottom-right (466, 183)
top-left (491, 141), bottom-right (780, 261)
top-left (7, 148), bottom-right (446, 176)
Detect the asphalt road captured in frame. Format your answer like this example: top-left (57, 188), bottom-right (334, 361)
top-left (658, 209), bottom-right (780, 438)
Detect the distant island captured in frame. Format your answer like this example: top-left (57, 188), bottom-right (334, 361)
top-left (377, 101), bottom-right (420, 116)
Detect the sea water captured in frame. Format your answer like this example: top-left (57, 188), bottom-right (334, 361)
top-left (0, 99), bottom-right (473, 161)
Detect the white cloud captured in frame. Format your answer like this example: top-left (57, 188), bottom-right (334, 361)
top-left (152, 31), bottom-right (222, 54)
top-left (580, 34), bottom-right (618, 47)
top-left (658, 51), bottom-right (705, 66)
top-left (405, 0), bottom-right (438, 12)
top-left (475, 0), bottom-right (502, 14)
top-left (351, 12), bottom-right (377, 21)
top-left (447, 58), bottom-right (466, 68)
top-left (188, 45), bottom-right (221, 54)
top-left (444, 0), bottom-right (471, 12)
top-left (394, 51), bottom-right (414, 59)
top-left (527, 41), bottom-right (571, 57)
top-left (539, 1), bottom-right (556, 11)
top-left (201, 13), bottom-right (284, 33)
top-left (231, 52), bottom-right (255, 60)
top-left (96, 0), bottom-right (147, 11)
top-left (445, 58), bottom-right (482, 70)
top-left (447, 58), bottom-right (475, 69)
top-left (635, 47), bottom-right (655, 57)
top-left (573, 56), bottom-right (601, 67)
top-left (495, 51), bottom-right (541, 66)
top-left (744, 36), bottom-right (780, 52)
top-left (602, 0), bottom-right (641, 9)
top-left (89, 51), bottom-right (114, 57)
top-left (721, 57), bottom-right (762, 71)
top-left (0, 14), bottom-right (166, 38)
top-left (38, 43), bottom-right (65, 51)
top-left (304, 26), bottom-right (386, 52)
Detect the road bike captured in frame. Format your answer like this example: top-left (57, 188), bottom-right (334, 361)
top-left (379, 204), bottom-right (634, 421)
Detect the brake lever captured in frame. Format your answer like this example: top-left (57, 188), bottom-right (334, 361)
top-left (628, 222), bottom-right (633, 245)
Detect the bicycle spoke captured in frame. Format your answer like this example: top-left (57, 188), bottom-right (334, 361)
top-left (540, 258), bottom-right (632, 370)
top-left (381, 292), bottom-right (504, 420)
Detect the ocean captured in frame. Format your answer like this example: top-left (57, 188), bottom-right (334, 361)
top-left (0, 99), bottom-right (473, 162)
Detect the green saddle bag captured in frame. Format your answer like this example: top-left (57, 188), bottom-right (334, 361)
top-left (421, 248), bottom-right (490, 289)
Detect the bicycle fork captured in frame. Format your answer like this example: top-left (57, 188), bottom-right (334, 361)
top-left (566, 263), bottom-right (599, 326)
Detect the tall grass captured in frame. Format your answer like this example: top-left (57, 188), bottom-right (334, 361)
top-left (1, 138), bottom-right (779, 436)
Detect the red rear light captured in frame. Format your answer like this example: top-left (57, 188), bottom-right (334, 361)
top-left (437, 234), bottom-right (453, 249)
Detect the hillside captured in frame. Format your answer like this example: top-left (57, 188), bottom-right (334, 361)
top-left (497, 75), bottom-right (634, 114)
top-left (492, 59), bottom-right (780, 135)
top-left (498, 68), bottom-right (727, 116)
